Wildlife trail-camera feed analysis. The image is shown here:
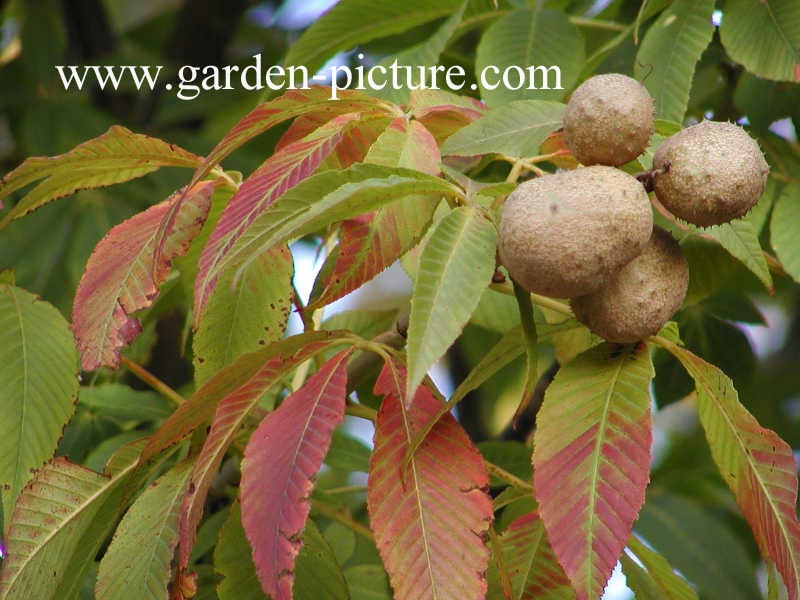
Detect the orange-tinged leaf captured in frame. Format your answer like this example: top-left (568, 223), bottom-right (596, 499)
top-left (72, 180), bottom-right (217, 371)
top-left (666, 342), bottom-right (800, 600)
top-left (533, 343), bottom-right (654, 600)
top-left (409, 90), bottom-right (486, 144)
top-left (240, 350), bottom-right (350, 600)
top-left (175, 332), bottom-right (352, 573)
top-left (194, 112), bottom-right (361, 324)
top-left (310, 118), bottom-right (441, 309)
top-left (489, 512), bottom-right (574, 600)
top-left (367, 361), bottom-right (493, 600)
top-left (0, 126), bottom-right (202, 228)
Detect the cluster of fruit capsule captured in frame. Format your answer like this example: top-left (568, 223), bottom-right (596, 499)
top-left (499, 73), bottom-right (769, 343)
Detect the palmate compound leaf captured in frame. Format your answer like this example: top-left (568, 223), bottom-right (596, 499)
top-left (211, 163), bottom-right (465, 291)
top-left (309, 117), bottom-right (442, 310)
top-left (72, 180), bottom-right (217, 371)
top-left (95, 460), bottom-right (194, 600)
top-left (174, 332), bottom-right (353, 577)
top-left (487, 512), bottom-right (574, 600)
top-left (663, 340), bottom-right (800, 600)
top-left (0, 285), bottom-right (78, 529)
top-left (367, 361), bottom-right (493, 600)
top-left (406, 205), bottom-right (497, 403)
top-left (0, 441), bottom-right (147, 599)
top-left (240, 350), bottom-right (351, 600)
top-left (0, 126), bottom-right (202, 228)
top-left (153, 87), bottom-right (396, 273)
top-left (532, 342), bottom-right (655, 600)
top-left (194, 112), bottom-right (364, 325)
top-left (635, 0), bottom-right (715, 124)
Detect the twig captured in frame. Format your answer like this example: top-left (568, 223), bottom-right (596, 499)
top-left (310, 499), bottom-right (374, 541)
top-left (484, 460), bottom-right (534, 492)
top-left (120, 356), bottom-right (185, 407)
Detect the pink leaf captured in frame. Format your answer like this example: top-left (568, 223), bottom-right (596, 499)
top-left (240, 350), bottom-right (351, 600)
top-left (175, 332), bottom-right (351, 572)
top-left (310, 118), bottom-right (441, 309)
top-left (193, 112), bottom-right (361, 323)
top-left (367, 361), bottom-right (493, 600)
top-left (72, 180), bottom-right (217, 371)
top-left (533, 343), bottom-right (654, 600)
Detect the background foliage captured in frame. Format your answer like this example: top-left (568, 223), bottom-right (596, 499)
top-left (0, 1), bottom-right (799, 599)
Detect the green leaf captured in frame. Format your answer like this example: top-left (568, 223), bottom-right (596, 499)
top-left (344, 565), bottom-right (392, 600)
top-left (0, 284), bottom-right (78, 527)
top-left (374, 3), bottom-right (467, 104)
top-left (635, 0), bottom-right (715, 123)
top-left (533, 342), bottom-right (654, 600)
top-left (635, 491), bottom-right (761, 600)
top-left (214, 164), bottom-right (463, 291)
top-left (326, 429), bottom-right (372, 473)
top-left (283, 0), bottom-right (464, 75)
top-left (665, 341), bottom-right (800, 600)
top-left (720, 0), bottom-right (800, 82)
top-left (215, 503), bottom-right (267, 600)
top-left (440, 100), bottom-right (565, 158)
top-left (770, 181), bottom-right (800, 282)
top-left (622, 535), bottom-right (698, 600)
top-left (406, 205), bottom-right (497, 401)
top-left (0, 442), bottom-right (149, 599)
top-left (95, 460), bottom-right (194, 600)
top-left (294, 520), bottom-right (349, 600)
top-left (478, 441), bottom-right (532, 488)
top-left (475, 8), bottom-right (584, 106)
top-left (193, 245), bottom-right (293, 385)
top-left (0, 126), bottom-right (202, 228)
top-left (702, 219), bottom-right (773, 292)
top-left (77, 383), bottom-right (173, 423)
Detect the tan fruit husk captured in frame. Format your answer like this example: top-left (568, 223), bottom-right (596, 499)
top-left (563, 73), bottom-right (655, 167)
top-left (652, 120), bottom-right (769, 227)
top-left (499, 165), bottom-right (653, 298)
top-left (570, 227), bottom-right (689, 343)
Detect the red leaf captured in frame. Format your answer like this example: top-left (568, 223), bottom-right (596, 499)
top-left (175, 332), bottom-right (351, 571)
top-left (240, 350), bottom-right (351, 600)
top-left (194, 112), bottom-right (361, 323)
top-left (72, 180), bottom-right (217, 371)
top-left (367, 361), bottom-right (493, 600)
top-left (533, 343), bottom-right (654, 600)
top-left (310, 118), bottom-right (441, 309)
